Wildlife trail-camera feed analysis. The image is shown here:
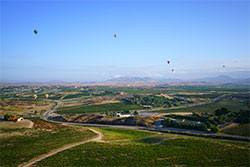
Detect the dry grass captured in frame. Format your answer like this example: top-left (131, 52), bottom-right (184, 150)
top-left (94, 100), bottom-right (121, 105)
top-left (175, 92), bottom-right (206, 95)
top-left (0, 99), bottom-right (53, 117)
top-left (0, 120), bottom-right (33, 129)
top-left (62, 102), bottom-right (85, 107)
top-left (60, 113), bottom-right (161, 127)
top-left (32, 119), bottom-right (67, 130)
top-left (220, 123), bottom-right (239, 131)
top-left (156, 94), bottom-right (174, 99)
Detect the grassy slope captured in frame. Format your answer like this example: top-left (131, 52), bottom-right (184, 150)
top-left (57, 102), bottom-right (143, 114)
top-left (0, 127), bottom-right (96, 167)
top-left (156, 98), bottom-right (249, 114)
top-left (36, 127), bottom-right (250, 167)
top-left (221, 123), bottom-right (250, 137)
top-left (63, 92), bottom-right (90, 99)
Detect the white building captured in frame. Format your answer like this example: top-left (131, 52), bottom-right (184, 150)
top-left (115, 112), bottom-right (131, 117)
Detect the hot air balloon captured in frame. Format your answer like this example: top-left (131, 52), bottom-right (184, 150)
top-left (45, 94), bottom-right (49, 99)
top-left (33, 94), bottom-right (38, 99)
top-left (34, 30), bottom-right (38, 34)
top-left (167, 61), bottom-right (170, 64)
top-left (114, 34), bottom-right (117, 38)
top-left (223, 65), bottom-right (225, 68)
top-left (172, 69), bottom-right (175, 72)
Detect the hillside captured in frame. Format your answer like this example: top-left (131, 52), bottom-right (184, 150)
top-left (53, 114), bottom-right (161, 127)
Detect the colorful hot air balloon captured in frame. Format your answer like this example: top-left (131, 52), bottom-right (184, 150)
top-left (33, 94), bottom-right (38, 99)
top-left (114, 34), bottom-right (117, 38)
top-left (167, 61), bottom-right (170, 64)
top-left (34, 30), bottom-right (38, 34)
top-left (45, 94), bottom-right (49, 99)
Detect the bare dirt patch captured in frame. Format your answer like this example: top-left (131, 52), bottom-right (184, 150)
top-left (32, 119), bottom-right (67, 130)
top-left (156, 94), bottom-right (173, 99)
top-left (189, 98), bottom-right (207, 102)
top-left (175, 92), bottom-right (206, 95)
top-left (160, 112), bottom-right (192, 116)
top-left (220, 123), bottom-right (239, 131)
top-left (0, 120), bottom-right (33, 129)
top-left (55, 113), bottom-right (161, 127)
top-left (62, 102), bottom-right (85, 107)
top-left (94, 100), bottom-right (121, 105)
top-left (0, 99), bottom-right (53, 117)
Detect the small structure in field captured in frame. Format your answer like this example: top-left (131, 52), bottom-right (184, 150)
top-left (115, 112), bottom-right (131, 117)
top-left (7, 117), bottom-right (24, 122)
top-left (119, 92), bottom-right (125, 95)
top-left (17, 117), bottom-right (24, 121)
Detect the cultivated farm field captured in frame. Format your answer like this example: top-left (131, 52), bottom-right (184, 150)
top-left (35, 127), bottom-right (250, 167)
top-left (0, 118), bottom-right (96, 167)
top-left (57, 102), bottom-right (143, 114)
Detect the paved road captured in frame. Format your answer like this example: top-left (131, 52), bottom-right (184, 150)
top-left (20, 128), bottom-right (103, 167)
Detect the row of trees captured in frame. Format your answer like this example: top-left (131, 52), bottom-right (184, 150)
top-left (208, 108), bottom-right (249, 125)
top-left (162, 118), bottom-right (209, 131)
top-left (163, 107), bottom-right (249, 133)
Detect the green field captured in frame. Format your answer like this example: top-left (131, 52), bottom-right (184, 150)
top-left (57, 102), bottom-right (143, 114)
top-left (221, 123), bottom-right (250, 137)
top-left (156, 98), bottom-right (249, 114)
top-left (97, 87), bottom-right (164, 94)
top-left (0, 125), bottom-right (96, 167)
top-left (63, 92), bottom-right (91, 99)
top-left (95, 128), bottom-right (155, 141)
top-left (175, 93), bottom-right (221, 99)
top-left (36, 127), bottom-right (250, 167)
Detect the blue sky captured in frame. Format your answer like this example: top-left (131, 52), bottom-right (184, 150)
top-left (1, 0), bottom-right (249, 82)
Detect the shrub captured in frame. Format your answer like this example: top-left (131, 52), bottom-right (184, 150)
top-left (4, 114), bottom-right (15, 120)
top-left (211, 127), bottom-right (220, 133)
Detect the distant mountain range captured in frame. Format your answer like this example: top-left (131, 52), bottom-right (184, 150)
top-left (106, 75), bottom-right (250, 83)
top-left (106, 77), bottom-right (157, 83)
top-left (192, 75), bottom-right (250, 83)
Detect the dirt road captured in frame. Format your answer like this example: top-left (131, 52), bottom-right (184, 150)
top-left (20, 128), bottom-right (103, 167)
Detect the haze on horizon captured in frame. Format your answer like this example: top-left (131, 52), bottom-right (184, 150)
top-left (1, 0), bottom-right (249, 83)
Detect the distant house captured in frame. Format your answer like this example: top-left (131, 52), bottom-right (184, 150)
top-left (115, 112), bottom-right (131, 117)
top-left (7, 117), bottom-right (24, 122)
top-left (119, 92), bottom-right (125, 95)
top-left (7, 117), bottom-right (16, 121)
top-left (17, 117), bottom-right (24, 121)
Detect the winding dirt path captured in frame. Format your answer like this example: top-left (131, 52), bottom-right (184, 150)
top-left (20, 128), bottom-right (103, 167)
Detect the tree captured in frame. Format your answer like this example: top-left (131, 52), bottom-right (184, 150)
top-left (133, 111), bottom-right (139, 115)
top-left (205, 121), bottom-right (211, 128)
top-left (122, 110), bottom-right (130, 114)
top-left (215, 107), bottom-right (230, 116)
top-left (4, 114), bottom-right (14, 120)
top-left (211, 127), bottom-right (220, 133)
